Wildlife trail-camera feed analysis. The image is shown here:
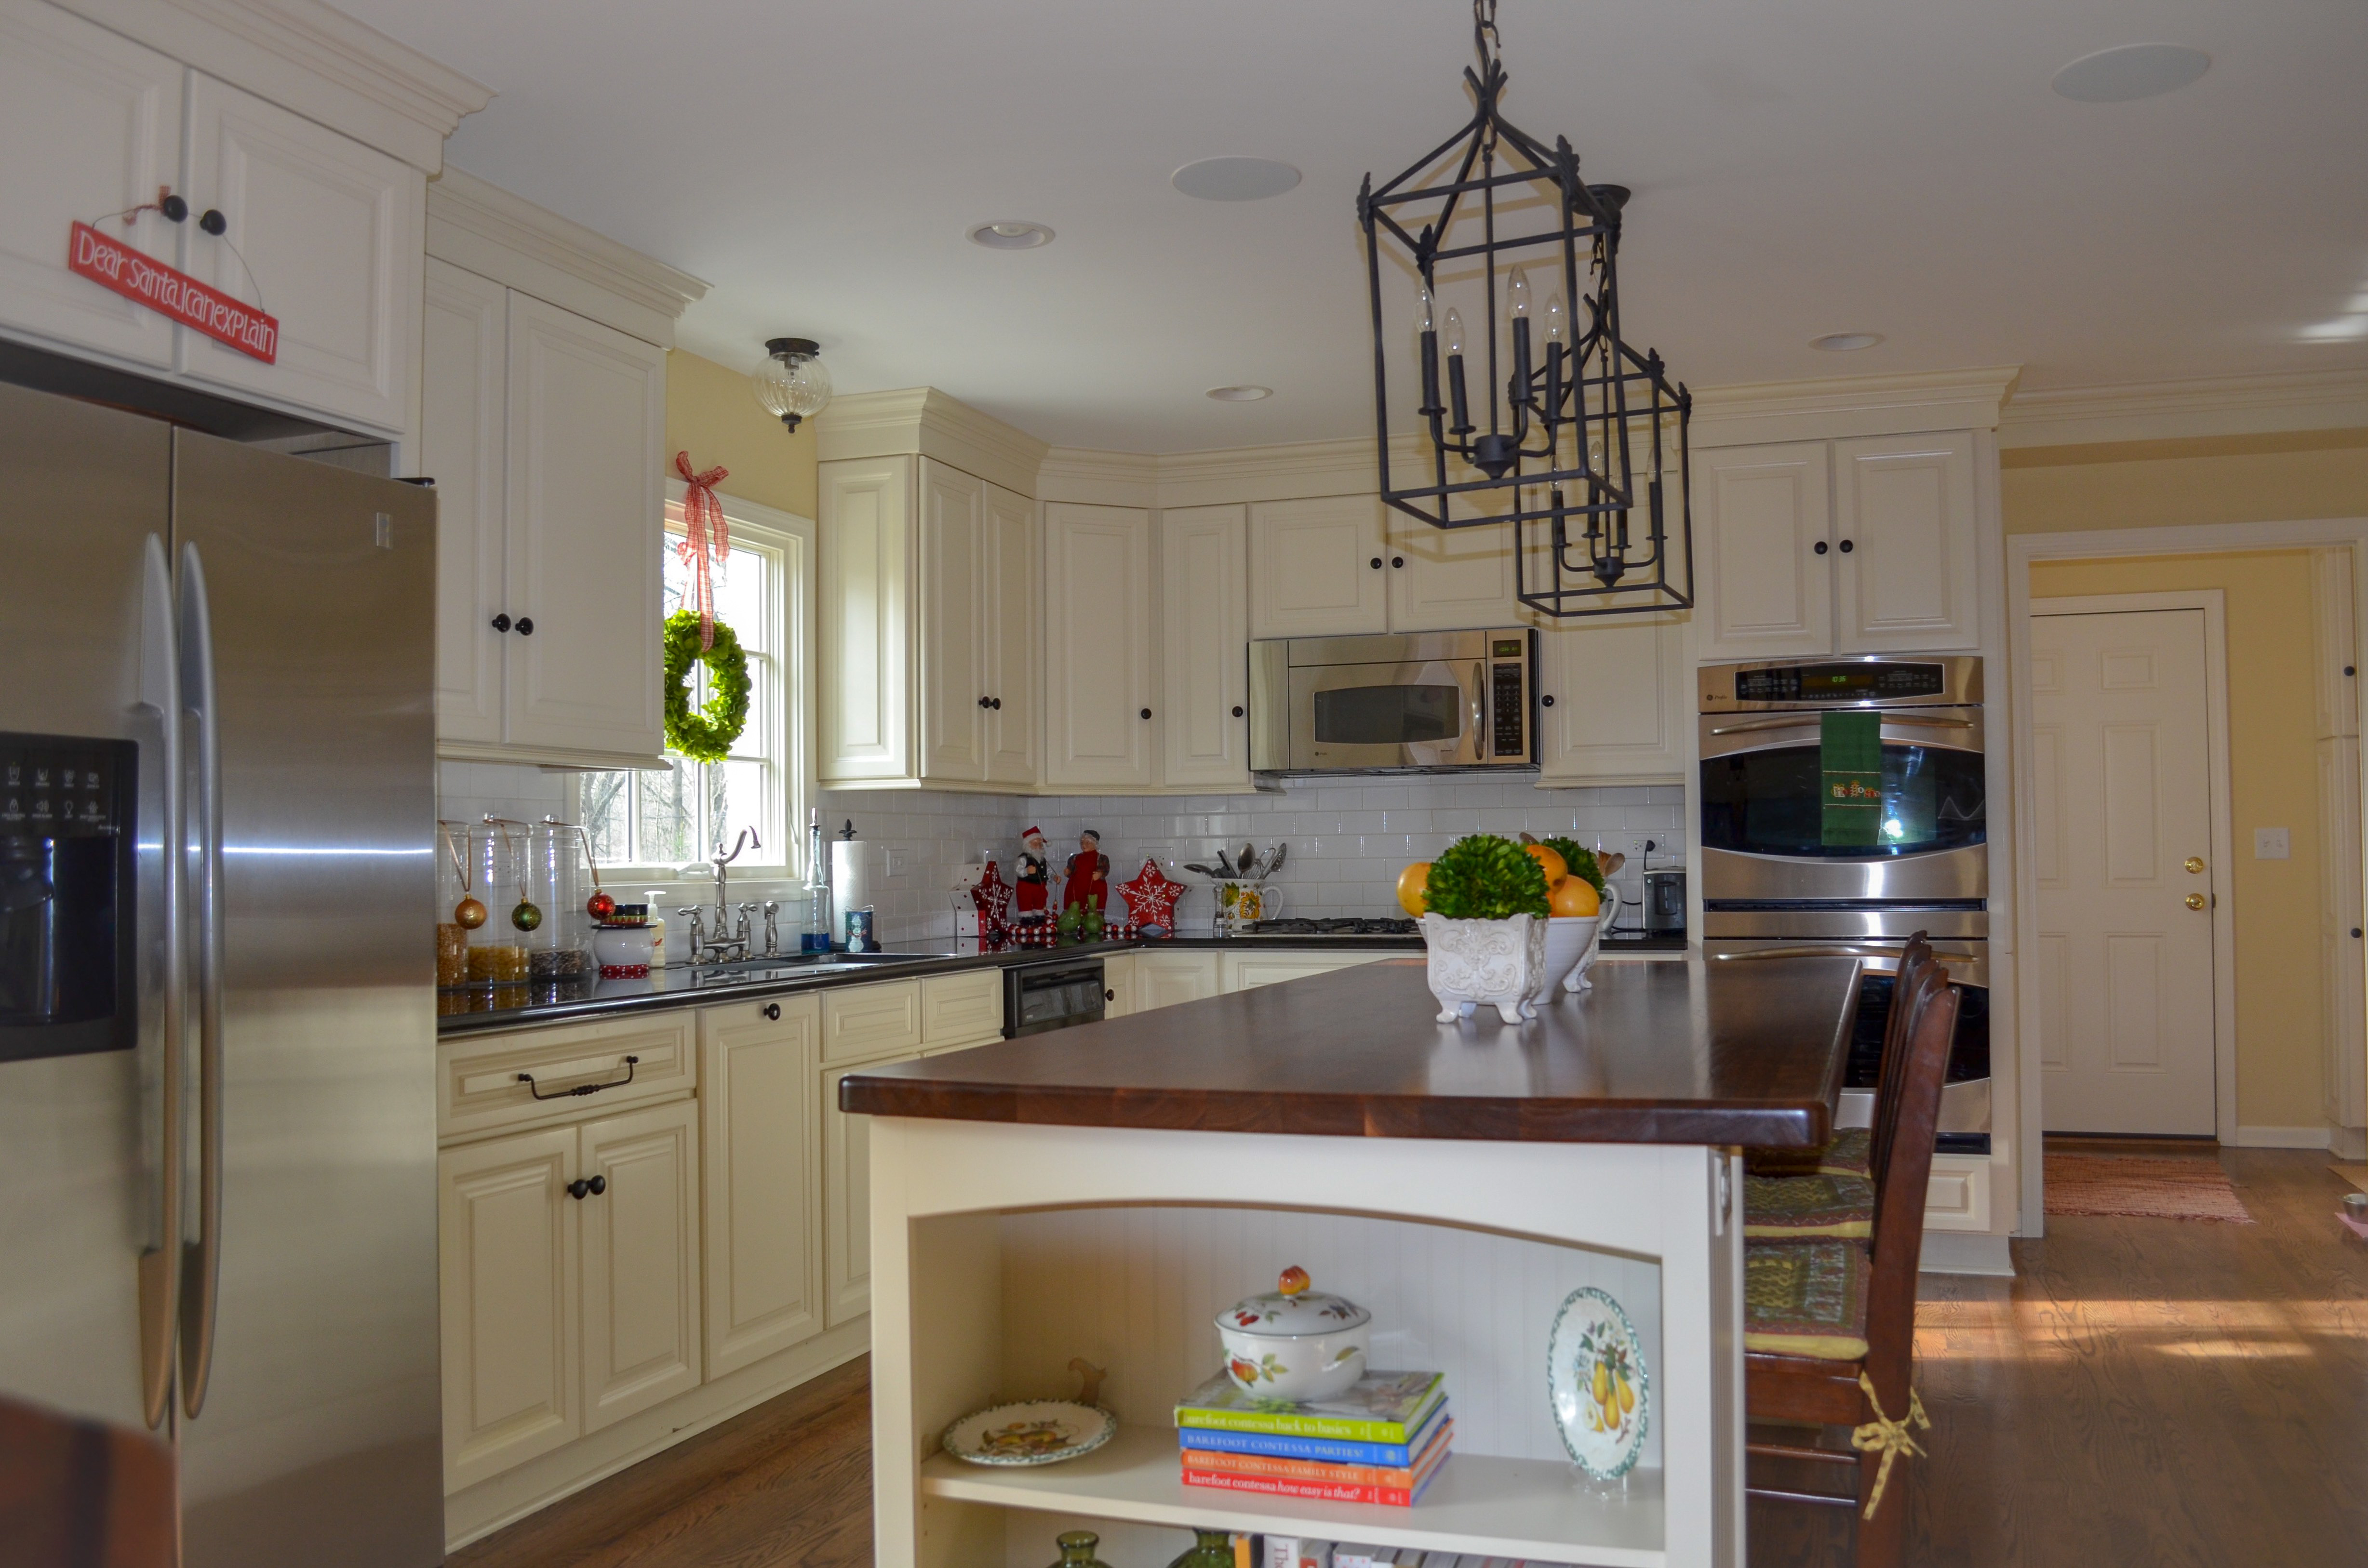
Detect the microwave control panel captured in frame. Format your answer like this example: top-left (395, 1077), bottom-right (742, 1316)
top-left (1489, 638), bottom-right (1528, 758)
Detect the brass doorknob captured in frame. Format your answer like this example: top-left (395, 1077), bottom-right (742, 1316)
top-left (2184, 856), bottom-right (2206, 874)
top-left (2185, 893), bottom-right (2207, 911)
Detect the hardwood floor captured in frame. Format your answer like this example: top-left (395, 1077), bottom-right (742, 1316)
top-left (451, 1149), bottom-right (2367, 1568)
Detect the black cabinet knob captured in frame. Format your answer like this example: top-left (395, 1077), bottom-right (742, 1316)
top-left (586, 1174), bottom-right (606, 1196)
top-left (491, 613), bottom-right (512, 632)
top-left (2354, 928), bottom-right (2362, 939)
top-left (1541, 694), bottom-right (1555, 707)
top-left (991, 697), bottom-right (1003, 710)
top-left (762, 1002), bottom-right (781, 1020)
top-left (515, 617), bottom-right (534, 635)
top-left (2347, 666), bottom-right (2356, 678)
top-left (1369, 557), bottom-right (1383, 570)
top-left (1104, 989), bottom-right (1116, 1001)
top-left (1838, 539), bottom-right (1854, 554)
top-left (567, 1179), bottom-right (589, 1200)
top-left (1141, 707), bottom-right (1152, 719)
top-left (978, 695), bottom-right (992, 709)
top-left (1813, 541), bottom-right (1828, 556)
top-left (1231, 705), bottom-right (1244, 718)
top-left (1391, 556), bottom-right (1405, 568)
top-left (198, 209), bottom-right (227, 237)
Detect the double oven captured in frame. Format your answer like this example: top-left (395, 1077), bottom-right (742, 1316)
top-left (1698, 656), bottom-right (1992, 1150)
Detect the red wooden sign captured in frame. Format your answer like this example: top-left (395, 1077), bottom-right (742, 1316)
top-left (67, 221), bottom-right (278, 363)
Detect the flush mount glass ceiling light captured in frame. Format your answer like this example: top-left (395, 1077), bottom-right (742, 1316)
top-left (1360, 0), bottom-right (1692, 619)
top-left (752, 337), bottom-right (831, 433)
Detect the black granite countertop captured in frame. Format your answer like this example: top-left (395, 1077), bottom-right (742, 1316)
top-left (435, 928), bottom-right (1688, 1037)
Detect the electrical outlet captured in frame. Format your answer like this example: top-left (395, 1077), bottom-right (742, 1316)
top-left (883, 847), bottom-right (910, 879)
top-left (2253, 827), bottom-right (2290, 860)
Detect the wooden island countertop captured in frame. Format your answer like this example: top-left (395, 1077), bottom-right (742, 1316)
top-left (840, 954), bottom-right (1859, 1147)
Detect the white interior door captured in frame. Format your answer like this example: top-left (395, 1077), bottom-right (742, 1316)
top-left (2033, 607), bottom-right (2220, 1135)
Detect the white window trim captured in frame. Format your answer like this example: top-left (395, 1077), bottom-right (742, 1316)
top-left (575, 480), bottom-right (816, 883)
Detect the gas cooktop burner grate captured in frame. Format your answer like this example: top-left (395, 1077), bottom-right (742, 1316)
top-left (1242, 917), bottom-right (1420, 937)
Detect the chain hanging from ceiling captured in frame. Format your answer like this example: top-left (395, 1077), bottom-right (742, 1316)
top-left (1360, 0), bottom-right (1693, 618)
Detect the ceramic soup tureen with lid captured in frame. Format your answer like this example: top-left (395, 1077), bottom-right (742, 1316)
top-left (1215, 1266), bottom-right (1371, 1401)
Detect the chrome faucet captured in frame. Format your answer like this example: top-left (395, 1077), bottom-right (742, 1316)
top-left (711, 829), bottom-right (758, 922)
top-left (689, 830), bottom-right (760, 963)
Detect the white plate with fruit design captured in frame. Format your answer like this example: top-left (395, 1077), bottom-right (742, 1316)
top-left (1546, 1285), bottom-right (1650, 1480)
top-left (941, 1400), bottom-right (1116, 1467)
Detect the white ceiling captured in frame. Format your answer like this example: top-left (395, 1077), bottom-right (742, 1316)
top-left (335, 0), bottom-right (2368, 452)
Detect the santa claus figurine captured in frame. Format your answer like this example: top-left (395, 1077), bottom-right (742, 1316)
top-left (1061, 828), bottom-right (1111, 916)
top-left (1012, 827), bottom-right (1051, 922)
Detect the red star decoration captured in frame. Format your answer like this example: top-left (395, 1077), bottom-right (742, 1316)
top-left (969, 860), bottom-right (1013, 940)
top-left (1117, 859), bottom-right (1185, 932)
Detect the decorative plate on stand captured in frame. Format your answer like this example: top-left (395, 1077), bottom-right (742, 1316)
top-left (1546, 1286), bottom-right (1650, 1480)
top-left (941, 1400), bottom-right (1117, 1466)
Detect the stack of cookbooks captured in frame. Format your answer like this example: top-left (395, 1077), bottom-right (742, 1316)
top-left (1174, 1370), bottom-right (1450, 1506)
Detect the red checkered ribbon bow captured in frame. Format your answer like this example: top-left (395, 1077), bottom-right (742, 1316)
top-left (673, 451), bottom-right (730, 649)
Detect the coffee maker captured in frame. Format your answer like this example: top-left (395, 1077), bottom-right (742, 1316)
top-left (1643, 867), bottom-right (1687, 938)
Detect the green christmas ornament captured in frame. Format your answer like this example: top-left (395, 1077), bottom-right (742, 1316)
top-left (510, 899), bottom-right (543, 932)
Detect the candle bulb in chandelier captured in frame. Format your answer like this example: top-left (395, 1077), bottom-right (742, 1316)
top-left (1444, 307), bottom-right (1472, 434)
top-left (1416, 285), bottom-right (1442, 417)
top-left (1507, 267), bottom-right (1533, 407)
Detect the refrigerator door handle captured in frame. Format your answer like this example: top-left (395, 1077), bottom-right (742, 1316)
top-left (178, 542), bottom-right (226, 1419)
top-left (135, 536), bottom-right (184, 1431)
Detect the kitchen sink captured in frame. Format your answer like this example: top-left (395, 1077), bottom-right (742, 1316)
top-left (673, 953), bottom-right (914, 986)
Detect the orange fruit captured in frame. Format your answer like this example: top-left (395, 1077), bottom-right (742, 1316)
top-left (1396, 862), bottom-right (1432, 917)
top-left (1524, 843), bottom-right (1569, 887)
top-left (1549, 877), bottom-right (1602, 917)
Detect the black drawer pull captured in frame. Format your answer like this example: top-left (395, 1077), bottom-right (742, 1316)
top-left (763, 1002), bottom-right (781, 1020)
top-left (518, 1055), bottom-right (639, 1101)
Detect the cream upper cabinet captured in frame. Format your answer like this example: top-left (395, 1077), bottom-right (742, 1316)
top-left (438, 1124), bottom-right (580, 1492)
top-left (1044, 502), bottom-right (1157, 789)
top-left (1249, 494), bottom-right (1389, 638)
top-left (1387, 513), bottom-right (1522, 632)
top-left (700, 998), bottom-right (822, 1380)
top-left (177, 72), bottom-right (421, 432)
top-left (1832, 431), bottom-right (1979, 653)
top-left (0, 0), bottom-right (182, 368)
top-left (1160, 504), bottom-right (1251, 788)
top-left (1695, 441), bottom-right (1833, 660)
top-left (577, 1100), bottom-right (702, 1434)
top-left (818, 454), bottom-right (1036, 786)
top-left (1696, 433), bottom-right (1980, 659)
top-left (500, 292), bottom-right (668, 757)
top-left (1536, 615), bottom-right (1689, 784)
top-left (421, 259), bottom-right (507, 747)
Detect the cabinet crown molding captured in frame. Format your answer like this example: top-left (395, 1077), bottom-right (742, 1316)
top-left (1999, 367), bottom-right (2368, 450)
top-left (54, 0), bottom-right (492, 172)
top-left (1037, 448), bottom-right (1160, 507)
top-left (1687, 366), bottom-right (2023, 449)
top-left (427, 167), bottom-right (708, 348)
top-left (815, 388), bottom-right (1050, 499)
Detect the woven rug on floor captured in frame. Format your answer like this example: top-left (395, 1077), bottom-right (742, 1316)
top-left (2045, 1154), bottom-right (2255, 1223)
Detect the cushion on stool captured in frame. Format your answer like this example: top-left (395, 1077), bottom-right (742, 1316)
top-left (1742, 1171), bottom-right (1875, 1239)
top-left (1745, 1126), bottom-right (1872, 1180)
top-left (1743, 1238), bottom-right (1871, 1360)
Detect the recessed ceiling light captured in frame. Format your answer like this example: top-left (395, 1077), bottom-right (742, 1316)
top-left (1205, 385), bottom-right (1272, 401)
top-left (1810, 332), bottom-right (1886, 352)
top-left (2051, 43), bottom-right (2211, 103)
top-left (1172, 158), bottom-right (1303, 201)
top-left (968, 220), bottom-right (1054, 250)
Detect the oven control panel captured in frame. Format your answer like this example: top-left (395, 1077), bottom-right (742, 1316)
top-left (1699, 655), bottom-right (1981, 712)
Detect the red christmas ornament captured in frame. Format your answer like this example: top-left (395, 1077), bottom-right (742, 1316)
top-left (1117, 859), bottom-right (1185, 933)
top-left (586, 890), bottom-right (616, 921)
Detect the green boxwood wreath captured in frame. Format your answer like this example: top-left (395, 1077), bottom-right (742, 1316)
top-left (663, 610), bottom-right (751, 763)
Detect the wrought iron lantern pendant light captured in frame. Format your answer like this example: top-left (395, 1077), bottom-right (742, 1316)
top-left (1361, 0), bottom-right (1692, 618)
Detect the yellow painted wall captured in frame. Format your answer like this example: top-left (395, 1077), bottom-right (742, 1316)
top-left (664, 348), bottom-right (817, 519)
top-left (2027, 550), bottom-right (2325, 1128)
top-left (2003, 429), bottom-right (2368, 534)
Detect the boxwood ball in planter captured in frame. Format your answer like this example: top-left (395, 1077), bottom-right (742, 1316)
top-left (1420, 834), bottom-right (1552, 1023)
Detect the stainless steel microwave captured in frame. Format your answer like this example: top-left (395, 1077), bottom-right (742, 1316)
top-left (1249, 629), bottom-right (1536, 773)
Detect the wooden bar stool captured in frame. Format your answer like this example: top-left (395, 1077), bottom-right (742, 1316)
top-left (0, 1395), bottom-right (176, 1568)
top-left (1740, 961), bottom-right (1961, 1568)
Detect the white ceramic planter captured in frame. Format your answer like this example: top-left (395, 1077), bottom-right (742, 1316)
top-left (1420, 911), bottom-right (1549, 1023)
top-left (1539, 915), bottom-right (1604, 998)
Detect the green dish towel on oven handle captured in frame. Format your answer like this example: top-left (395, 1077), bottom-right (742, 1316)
top-left (1820, 710), bottom-right (1884, 847)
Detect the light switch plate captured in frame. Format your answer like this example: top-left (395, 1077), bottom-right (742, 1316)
top-left (2254, 826), bottom-right (2291, 860)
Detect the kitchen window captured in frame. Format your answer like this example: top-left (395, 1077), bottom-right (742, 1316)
top-left (580, 486), bottom-right (815, 877)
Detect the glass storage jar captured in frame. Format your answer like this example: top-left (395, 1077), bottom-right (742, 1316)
top-left (465, 820), bottom-right (528, 983)
top-left (522, 817), bottom-right (592, 984)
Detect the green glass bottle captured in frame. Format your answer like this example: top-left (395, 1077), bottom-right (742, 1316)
top-left (1047, 1530), bottom-right (1115, 1568)
top-left (1164, 1528), bottom-right (1236, 1568)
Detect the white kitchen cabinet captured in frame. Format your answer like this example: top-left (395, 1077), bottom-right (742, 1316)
top-left (0, 0), bottom-right (183, 368)
top-left (438, 1124), bottom-right (581, 1492)
top-left (1159, 504), bottom-right (1251, 788)
top-left (577, 1100), bottom-right (702, 1434)
top-left (1044, 502), bottom-right (1157, 788)
top-left (818, 455), bottom-right (1036, 786)
top-left (699, 997), bottom-right (822, 1381)
top-left (1387, 512), bottom-right (1522, 632)
top-left (1133, 950), bottom-right (1222, 1010)
top-left (1536, 615), bottom-right (1689, 783)
top-left (819, 1061), bottom-right (873, 1328)
top-left (1101, 953), bottom-right (1137, 1019)
top-left (422, 258), bottom-right (507, 746)
top-left (1249, 494), bottom-right (1389, 638)
top-left (1220, 950), bottom-right (1390, 992)
top-left (1695, 433), bottom-right (1979, 659)
top-left (176, 72), bottom-right (422, 431)
top-left (1832, 432), bottom-right (1979, 653)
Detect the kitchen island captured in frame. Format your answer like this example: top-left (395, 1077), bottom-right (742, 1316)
top-left (842, 955), bottom-right (1860, 1568)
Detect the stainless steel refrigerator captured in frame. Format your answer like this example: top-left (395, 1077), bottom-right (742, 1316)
top-left (0, 379), bottom-right (443, 1566)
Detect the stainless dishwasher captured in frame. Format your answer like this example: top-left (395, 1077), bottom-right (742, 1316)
top-left (1003, 956), bottom-right (1108, 1036)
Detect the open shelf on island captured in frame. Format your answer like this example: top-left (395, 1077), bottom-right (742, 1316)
top-left (921, 1425), bottom-right (1667, 1568)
